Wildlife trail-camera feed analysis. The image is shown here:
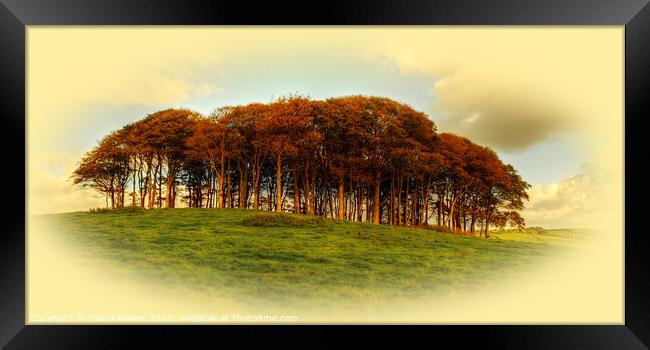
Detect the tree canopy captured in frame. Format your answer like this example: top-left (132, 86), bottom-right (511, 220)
top-left (72, 95), bottom-right (529, 237)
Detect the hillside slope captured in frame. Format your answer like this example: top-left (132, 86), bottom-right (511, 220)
top-left (33, 208), bottom-right (569, 309)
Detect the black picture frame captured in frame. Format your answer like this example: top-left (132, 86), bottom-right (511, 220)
top-left (1, 0), bottom-right (648, 348)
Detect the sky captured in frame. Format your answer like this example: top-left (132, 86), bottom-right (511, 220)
top-left (27, 27), bottom-right (624, 229)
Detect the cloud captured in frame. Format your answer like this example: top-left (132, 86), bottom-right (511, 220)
top-left (370, 28), bottom-right (623, 152)
top-left (521, 162), bottom-right (621, 229)
top-left (523, 172), bottom-right (595, 228)
top-left (28, 28), bottom-right (228, 144)
top-left (28, 151), bottom-right (105, 215)
top-left (366, 28), bottom-right (623, 229)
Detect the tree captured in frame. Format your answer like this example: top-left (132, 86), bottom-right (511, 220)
top-left (72, 130), bottom-right (131, 208)
top-left (73, 96), bottom-right (529, 237)
top-left (255, 96), bottom-right (313, 213)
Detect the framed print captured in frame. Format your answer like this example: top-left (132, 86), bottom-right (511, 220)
top-left (1, 0), bottom-right (649, 348)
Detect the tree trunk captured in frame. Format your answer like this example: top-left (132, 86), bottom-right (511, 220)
top-left (140, 160), bottom-right (151, 208)
top-left (307, 168), bottom-right (316, 216)
top-left (470, 214), bottom-right (476, 234)
top-left (267, 175), bottom-right (274, 211)
top-left (326, 185), bottom-right (334, 218)
top-left (395, 176), bottom-right (400, 225)
top-left (389, 179), bottom-right (394, 225)
top-left (275, 155), bottom-right (282, 212)
top-left (171, 177), bottom-right (177, 208)
top-left (347, 179), bottom-right (353, 220)
top-left (422, 184), bottom-right (429, 224)
top-left (131, 158), bottom-right (136, 207)
top-left (239, 163), bottom-right (248, 209)
top-left (165, 162), bottom-right (173, 208)
top-left (218, 157), bottom-right (225, 208)
top-left (226, 161), bottom-right (232, 208)
top-left (446, 191), bottom-right (461, 230)
top-left (252, 163), bottom-right (261, 210)
top-left (338, 178), bottom-right (345, 220)
top-left (404, 182), bottom-right (409, 225)
top-left (209, 170), bottom-right (214, 208)
top-left (157, 162), bottom-right (162, 208)
top-left (110, 189), bottom-right (115, 209)
top-left (372, 174), bottom-right (380, 224)
top-left (142, 160), bottom-right (151, 208)
top-left (365, 190), bottom-right (371, 223)
top-left (411, 180), bottom-right (418, 225)
top-left (357, 185), bottom-right (363, 222)
top-left (436, 192), bottom-right (442, 226)
top-left (303, 171), bottom-right (310, 215)
top-left (463, 213), bottom-right (467, 233)
top-left (293, 171), bottom-right (300, 214)
top-left (148, 163), bottom-right (156, 209)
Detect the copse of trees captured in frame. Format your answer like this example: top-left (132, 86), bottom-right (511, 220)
top-left (72, 95), bottom-right (529, 237)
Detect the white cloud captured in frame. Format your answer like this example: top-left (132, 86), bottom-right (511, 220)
top-left (369, 28), bottom-right (623, 152)
top-left (28, 28), bottom-right (228, 145)
top-left (28, 151), bottom-right (105, 215)
top-left (27, 28), bottom-right (234, 215)
top-left (368, 28), bottom-right (624, 229)
top-left (524, 172), bottom-right (595, 228)
top-left (522, 161), bottom-right (621, 230)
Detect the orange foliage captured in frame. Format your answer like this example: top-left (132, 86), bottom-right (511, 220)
top-left (72, 96), bottom-right (529, 235)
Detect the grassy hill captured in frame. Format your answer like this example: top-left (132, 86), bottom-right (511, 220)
top-left (489, 227), bottom-right (588, 247)
top-left (32, 208), bottom-right (574, 310)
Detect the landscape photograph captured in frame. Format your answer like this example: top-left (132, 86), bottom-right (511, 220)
top-left (26, 27), bottom-right (624, 323)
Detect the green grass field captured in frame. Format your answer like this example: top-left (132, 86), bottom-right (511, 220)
top-left (33, 208), bottom-right (576, 310)
top-left (489, 228), bottom-right (588, 247)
